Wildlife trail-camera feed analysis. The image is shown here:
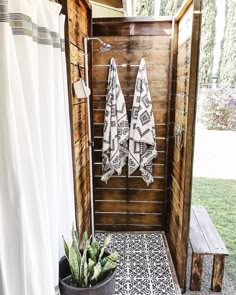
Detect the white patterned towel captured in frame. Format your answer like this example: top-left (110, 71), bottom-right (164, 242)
top-left (128, 58), bottom-right (158, 186)
top-left (101, 58), bottom-right (129, 183)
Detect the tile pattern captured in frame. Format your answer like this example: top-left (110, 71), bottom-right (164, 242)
top-left (95, 232), bottom-right (177, 295)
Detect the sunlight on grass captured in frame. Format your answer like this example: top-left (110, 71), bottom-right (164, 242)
top-left (192, 177), bottom-right (236, 280)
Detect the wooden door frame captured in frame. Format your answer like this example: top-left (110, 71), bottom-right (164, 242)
top-left (167, 0), bottom-right (202, 290)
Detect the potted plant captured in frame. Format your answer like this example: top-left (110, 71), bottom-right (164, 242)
top-left (59, 226), bottom-right (119, 295)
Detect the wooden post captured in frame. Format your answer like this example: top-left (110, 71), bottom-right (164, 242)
top-left (211, 255), bottom-right (225, 292)
top-left (190, 253), bottom-right (204, 291)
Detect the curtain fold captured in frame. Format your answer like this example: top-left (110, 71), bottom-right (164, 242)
top-left (0, 1), bottom-right (75, 294)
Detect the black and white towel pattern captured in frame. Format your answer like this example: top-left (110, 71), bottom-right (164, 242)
top-left (128, 58), bottom-right (158, 186)
top-left (101, 58), bottom-right (129, 183)
top-left (95, 233), bottom-right (177, 295)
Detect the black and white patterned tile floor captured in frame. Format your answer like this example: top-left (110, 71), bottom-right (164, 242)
top-left (95, 232), bottom-right (178, 295)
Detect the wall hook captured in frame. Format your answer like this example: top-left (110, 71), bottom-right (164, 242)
top-left (175, 124), bottom-right (184, 162)
top-left (77, 63), bottom-right (82, 79)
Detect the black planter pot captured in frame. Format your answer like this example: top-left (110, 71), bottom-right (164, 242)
top-left (59, 257), bottom-right (117, 295)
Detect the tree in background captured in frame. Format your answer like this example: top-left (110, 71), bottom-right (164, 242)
top-left (159, 0), bottom-right (183, 15)
top-left (159, 0), bottom-right (168, 15)
top-left (134, 0), bottom-right (155, 16)
top-left (219, 1), bottom-right (236, 86)
top-left (198, 0), bottom-right (216, 85)
top-left (159, 0), bottom-right (216, 86)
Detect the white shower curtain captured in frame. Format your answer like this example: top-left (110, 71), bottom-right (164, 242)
top-left (0, 1), bottom-right (75, 294)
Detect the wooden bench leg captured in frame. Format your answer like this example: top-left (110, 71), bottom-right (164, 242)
top-left (211, 255), bottom-right (225, 292)
top-left (190, 253), bottom-right (204, 291)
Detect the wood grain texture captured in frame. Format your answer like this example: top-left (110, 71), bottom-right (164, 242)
top-left (95, 213), bottom-right (163, 225)
top-left (189, 207), bottom-right (228, 292)
top-left (93, 21), bottom-right (172, 37)
top-left (92, 18), bottom-right (172, 233)
top-left (190, 206), bottom-right (229, 255)
top-left (61, 0), bottom-right (92, 240)
top-left (92, 36), bottom-right (171, 50)
top-left (190, 253), bottom-right (204, 291)
top-left (69, 0), bottom-right (89, 35)
top-left (94, 188), bottom-right (166, 202)
top-left (189, 207), bottom-right (210, 254)
top-left (93, 0), bottom-right (123, 8)
top-left (93, 50), bottom-right (170, 66)
top-left (93, 65), bottom-right (169, 81)
top-left (95, 201), bottom-right (164, 213)
top-left (211, 255), bottom-right (225, 292)
top-left (167, 0), bottom-right (202, 290)
top-left (91, 2), bottom-right (201, 288)
top-left (95, 224), bottom-right (163, 231)
top-left (163, 234), bottom-right (182, 295)
top-left (93, 17), bottom-right (173, 23)
top-left (94, 177), bottom-right (166, 190)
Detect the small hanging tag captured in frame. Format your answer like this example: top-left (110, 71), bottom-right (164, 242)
top-left (73, 63), bottom-right (91, 98)
top-left (73, 78), bottom-right (91, 98)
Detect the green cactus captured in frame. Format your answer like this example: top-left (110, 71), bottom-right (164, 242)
top-left (62, 225), bottom-right (119, 288)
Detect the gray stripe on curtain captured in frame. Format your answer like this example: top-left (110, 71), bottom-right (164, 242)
top-left (0, 4), bottom-right (65, 50)
top-left (0, 0), bottom-right (9, 22)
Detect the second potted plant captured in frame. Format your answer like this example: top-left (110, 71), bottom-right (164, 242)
top-left (59, 226), bottom-right (119, 295)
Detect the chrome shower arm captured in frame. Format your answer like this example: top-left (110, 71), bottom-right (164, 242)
top-left (84, 37), bottom-right (89, 87)
top-left (87, 37), bottom-right (106, 46)
top-left (83, 36), bottom-right (111, 238)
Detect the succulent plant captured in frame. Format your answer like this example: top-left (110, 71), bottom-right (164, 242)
top-left (62, 225), bottom-right (119, 288)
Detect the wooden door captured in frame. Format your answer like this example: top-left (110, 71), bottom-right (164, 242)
top-left (167, 0), bottom-right (202, 290)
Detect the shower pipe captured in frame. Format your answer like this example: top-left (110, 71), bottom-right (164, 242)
top-left (84, 37), bottom-right (112, 237)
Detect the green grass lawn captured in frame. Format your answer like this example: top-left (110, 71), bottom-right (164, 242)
top-left (192, 177), bottom-right (236, 280)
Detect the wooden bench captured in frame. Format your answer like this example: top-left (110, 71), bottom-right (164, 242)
top-left (189, 206), bottom-right (229, 292)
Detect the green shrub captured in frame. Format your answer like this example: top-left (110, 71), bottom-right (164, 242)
top-left (201, 87), bottom-right (236, 130)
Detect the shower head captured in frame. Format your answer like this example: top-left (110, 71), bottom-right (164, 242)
top-left (84, 36), bottom-right (112, 88)
top-left (99, 42), bottom-right (112, 52)
top-left (86, 37), bottom-right (112, 52)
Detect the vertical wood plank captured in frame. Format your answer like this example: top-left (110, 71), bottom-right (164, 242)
top-left (211, 255), bottom-right (225, 292)
top-left (190, 253), bottom-right (204, 291)
top-left (60, 0), bottom-right (92, 240)
top-left (166, 20), bottom-right (178, 232)
top-left (167, 0), bottom-right (202, 290)
top-left (181, 0), bottom-right (202, 289)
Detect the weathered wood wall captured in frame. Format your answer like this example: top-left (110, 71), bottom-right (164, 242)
top-left (59, 0), bottom-right (201, 288)
top-left (92, 18), bottom-right (173, 232)
top-left (61, 0), bottom-right (92, 238)
top-left (167, 0), bottom-right (202, 289)
top-left (92, 0), bottom-right (201, 288)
